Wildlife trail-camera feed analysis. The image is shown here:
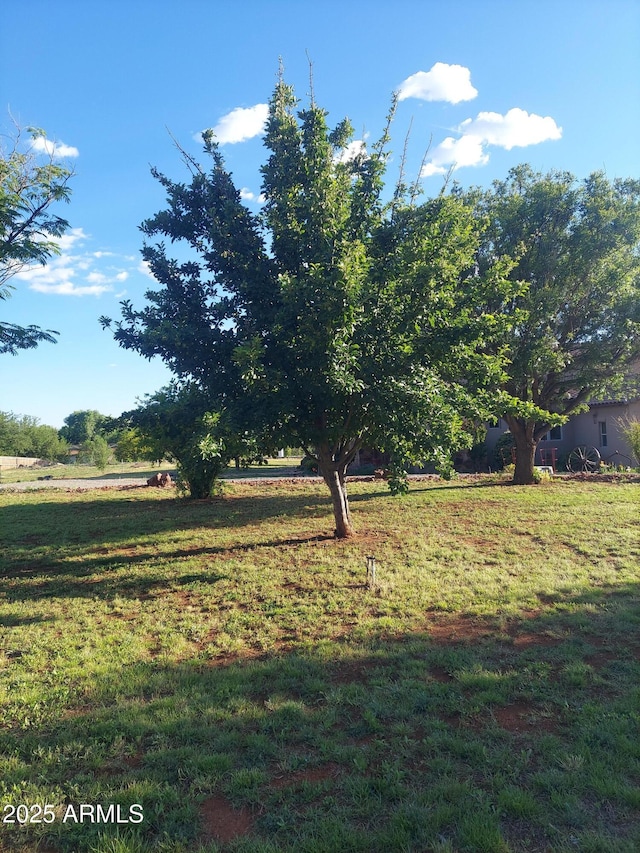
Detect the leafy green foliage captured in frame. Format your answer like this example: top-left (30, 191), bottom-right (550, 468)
top-left (78, 434), bottom-right (111, 470)
top-left (493, 430), bottom-right (515, 471)
top-left (618, 416), bottom-right (640, 465)
top-left (465, 165), bottom-right (640, 483)
top-left (113, 427), bottom-right (154, 463)
top-left (121, 383), bottom-right (236, 499)
top-left (0, 125), bottom-right (74, 354)
top-left (103, 77), bottom-right (516, 535)
top-left (0, 410), bottom-right (69, 460)
top-left (59, 409), bottom-right (111, 445)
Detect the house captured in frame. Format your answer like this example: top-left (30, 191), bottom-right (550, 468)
top-left (485, 366), bottom-right (640, 471)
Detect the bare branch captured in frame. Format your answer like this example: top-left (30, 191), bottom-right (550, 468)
top-left (166, 127), bottom-right (204, 177)
top-left (409, 134), bottom-right (433, 205)
top-left (305, 49), bottom-right (315, 107)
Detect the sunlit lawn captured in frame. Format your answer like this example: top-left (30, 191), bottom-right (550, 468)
top-left (0, 457), bottom-right (303, 485)
top-left (0, 478), bottom-right (638, 852)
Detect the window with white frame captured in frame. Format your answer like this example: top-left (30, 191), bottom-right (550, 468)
top-left (542, 425), bottom-right (563, 441)
top-left (599, 421), bottom-right (608, 447)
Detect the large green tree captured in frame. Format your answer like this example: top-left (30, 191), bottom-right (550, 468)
top-left (465, 166), bottom-right (640, 484)
top-left (103, 79), bottom-right (513, 536)
top-left (122, 383), bottom-right (237, 499)
top-left (0, 126), bottom-right (74, 354)
top-left (58, 410), bottom-right (113, 445)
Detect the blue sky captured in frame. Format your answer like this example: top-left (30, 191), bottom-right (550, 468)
top-left (2, 0), bottom-right (639, 428)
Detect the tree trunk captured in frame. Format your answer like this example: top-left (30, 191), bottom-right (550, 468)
top-left (506, 417), bottom-right (537, 485)
top-left (317, 447), bottom-right (356, 538)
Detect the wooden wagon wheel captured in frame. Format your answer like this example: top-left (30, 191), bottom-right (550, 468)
top-left (567, 445), bottom-right (601, 473)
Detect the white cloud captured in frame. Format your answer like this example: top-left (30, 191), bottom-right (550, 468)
top-left (397, 63), bottom-right (478, 104)
top-left (31, 135), bottom-right (79, 158)
top-left (53, 228), bottom-right (88, 251)
top-left (86, 271), bottom-right (109, 285)
top-left (421, 135), bottom-right (489, 177)
top-left (458, 108), bottom-right (562, 150)
top-left (421, 107), bottom-right (562, 177)
top-left (198, 103), bottom-right (269, 145)
top-left (138, 260), bottom-right (154, 278)
top-left (334, 139), bottom-right (367, 164)
top-left (30, 280), bottom-right (112, 297)
top-left (14, 231), bottom-right (142, 297)
top-left (239, 187), bottom-right (265, 204)
top-left (18, 257), bottom-right (113, 297)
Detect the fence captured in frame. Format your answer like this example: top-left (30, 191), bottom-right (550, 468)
top-left (0, 455), bottom-right (45, 470)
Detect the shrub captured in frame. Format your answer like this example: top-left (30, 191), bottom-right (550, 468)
top-left (493, 431), bottom-right (515, 470)
top-left (299, 455), bottom-right (319, 474)
top-left (617, 417), bottom-right (640, 465)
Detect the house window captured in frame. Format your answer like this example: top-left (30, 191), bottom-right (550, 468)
top-left (486, 417), bottom-right (501, 429)
top-left (542, 425), bottom-right (562, 441)
top-left (599, 421), bottom-right (608, 448)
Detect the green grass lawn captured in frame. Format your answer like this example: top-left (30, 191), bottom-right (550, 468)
top-left (0, 478), bottom-right (638, 852)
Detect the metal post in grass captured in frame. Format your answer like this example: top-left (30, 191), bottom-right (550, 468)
top-left (366, 555), bottom-right (377, 590)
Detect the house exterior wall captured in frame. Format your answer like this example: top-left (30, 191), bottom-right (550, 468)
top-left (485, 399), bottom-right (640, 471)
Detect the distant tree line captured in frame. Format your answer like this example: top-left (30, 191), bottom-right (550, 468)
top-left (0, 408), bottom-right (129, 469)
top-left (0, 411), bottom-right (69, 460)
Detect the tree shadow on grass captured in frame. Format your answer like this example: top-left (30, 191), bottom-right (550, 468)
top-left (1, 534), bottom-right (337, 602)
top-left (0, 613), bottom-right (53, 627)
top-left (0, 485), bottom-right (395, 603)
top-left (2, 582), bottom-right (639, 852)
top-left (0, 489), bottom-right (337, 553)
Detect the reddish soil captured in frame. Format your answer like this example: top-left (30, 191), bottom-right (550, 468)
top-left (511, 632), bottom-right (562, 648)
top-left (122, 751), bottom-right (143, 769)
top-left (199, 794), bottom-right (254, 844)
top-left (586, 651), bottom-right (618, 668)
top-left (330, 658), bottom-right (378, 684)
top-left (491, 701), bottom-right (558, 734)
top-left (427, 614), bottom-right (495, 644)
top-left (428, 665), bottom-right (455, 682)
top-left (270, 762), bottom-right (341, 789)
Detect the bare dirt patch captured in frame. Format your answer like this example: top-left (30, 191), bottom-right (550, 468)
top-left (330, 658), bottom-right (378, 684)
top-left (199, 794), bottom-right (254, 844)
top-left (586, 651), bottom-right (619, 668)
top-left (511, 632), bottom-right (562, 649)
top-left (428, 664), bottom-right (455, 682)
top-left (427, 614), bottom-right (496, 644)
top-left (270, 762), bottom-right (341, 790)
top-left (491, 701), bottom-right (558, 734)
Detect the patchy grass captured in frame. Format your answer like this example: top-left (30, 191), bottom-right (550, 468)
top-left (0, 461), bottom-right (170, 485)
top-left (0, 457), bottom-right (304, 485)
top-left (0, 478), bottom-right (638, 852)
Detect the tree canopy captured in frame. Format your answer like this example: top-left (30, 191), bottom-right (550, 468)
top-left (464, 165), bottom-right (640, 483)
top-left (121, 383), bottom-right (238, 499)
top-left (0, 125), bottom-right (74, 355)
top-left (0, 411), bottom-right (69, 460)
top-left (58, 410), bottom-right (111, 445)
top-left (103, 78), bottom-right (515, 535)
